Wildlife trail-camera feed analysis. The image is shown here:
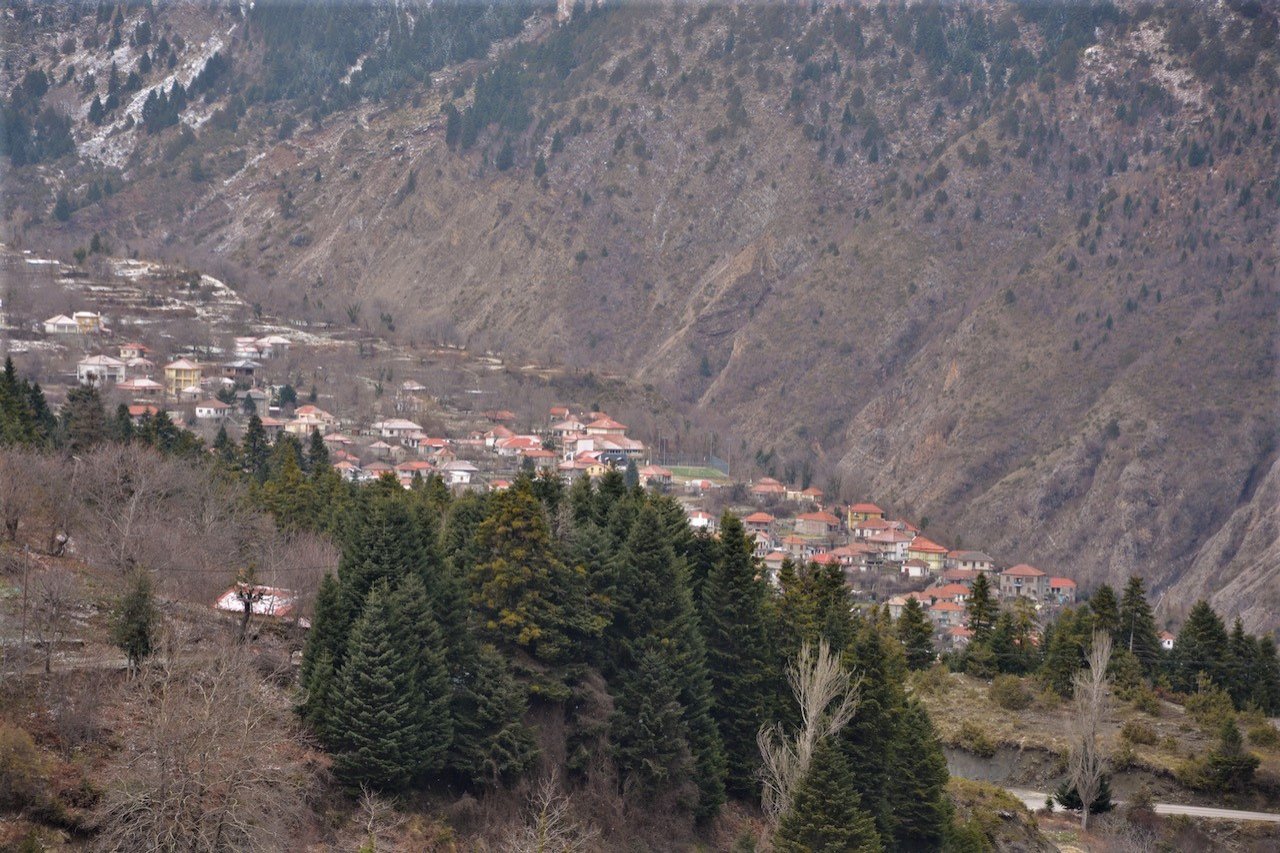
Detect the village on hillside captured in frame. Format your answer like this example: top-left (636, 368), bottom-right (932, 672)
top-left (1, 247), bottom-right (1094, 652)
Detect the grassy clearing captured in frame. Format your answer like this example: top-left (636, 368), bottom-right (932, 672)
top-left (668, 466), bottom-right (729, 481)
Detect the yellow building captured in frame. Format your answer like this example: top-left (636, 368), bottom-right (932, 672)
top-left (163, 358), bottom-right (202, 397)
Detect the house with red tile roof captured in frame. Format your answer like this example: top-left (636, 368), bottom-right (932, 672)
top-left (750, 477), bottom-right (786, 500)
top-left (946, 550), bottom-right (997, 574)
top-left (846, 502), bottom-right (885, 525)
top-left (901, 558), bottom-right (931, 579)
top-left (1048, 576), bottom-right (1077, 605)
top-left (1000, 564), bottom-right (1049, 602)
top-left (907, 536), bottom-right (948, 573)
top-left (744, 511), bottom-right (776, 535)
top-left (794, 510), bottom-right (842, 538)
top-left (928, 600), bottom-right (966, 628)
top-left (585, 417), bottom-right (627, 437)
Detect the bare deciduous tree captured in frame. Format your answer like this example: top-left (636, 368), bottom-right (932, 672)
top-left (501, 772), bottom-right (600, 853)
top-left (354, 785), bottom-right (404, 853)
top-left (30, 566), bottom-right (80, 674)
top-left (1069, 629), bottom-right (1113, 833)
top-left (94, 645), bottom-right (312, 852)
top-left (757, 640), bottom-right (861, 825)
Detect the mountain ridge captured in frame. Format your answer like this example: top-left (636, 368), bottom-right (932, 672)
top-left (3, 0), bottom-right (1278, 628)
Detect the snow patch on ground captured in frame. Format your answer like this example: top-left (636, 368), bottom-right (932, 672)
top-left (78, 25), bottom-right (236, 168)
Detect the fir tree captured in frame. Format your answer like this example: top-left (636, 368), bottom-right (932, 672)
top-left (888, 699), bottom-right (951, 849)
top-left (611, 642), bottom-right (691, 792)
top-left (446, 642), bottom-right (538, 787)
top-left (897, 596), bottom-right (935, 670)
top-left (1118, 577), bottom-right (1162, 674)
top-left (61, 384), bottom-right (106, 451)
top-left (1040, 606), bottom-right (1093, 696)
top-left (1088, 584), bottom-right (1120, 638)
top-left (109, 403), bottom-right (134, 443)
top-left (774, 738), bottom-right (881, 853)
top-left (111, 570), bottom-right (158, 674)
top-left (212, 424), bottom-right (238, 465)
top-left (1204, 716), bottom-right (1260, 791)
top-left (329, 583), bottom-right (421, 791)
top-left (240, 414), bottom-right (270, 481)
top-left (608, 505), bottom-right (725, 818)
top-left (471, 480), bottom-right (599, 664)
top-left (840, 617), bottom-right (906, 838)
top-left (965, 573), bottom-right (996, 642)
top-left (307, 426), bottom-right (329, 471)
top-left (1170, 600), bottom-right (1231, 693)
top-left (389, 573), bottom-right (453, 782)
top-left (701, 512), bottom-right (776, 797)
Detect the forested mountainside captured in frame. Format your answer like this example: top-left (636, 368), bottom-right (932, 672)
top-left (3, 0), bottom-right (1279, 628)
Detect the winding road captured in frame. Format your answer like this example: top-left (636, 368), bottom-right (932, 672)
top-left (1005, 788), bottom-right (1280, 823)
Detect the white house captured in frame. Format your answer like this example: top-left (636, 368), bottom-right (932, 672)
top-left (440, 460), bottom-right (479, 486)
top-left (76, 354), bottom-right (127, 386)
top-left (195, 399), bottom-right (233, 421)
top-left (371, 418), bottom-right (423, 441)
top-left (44, 314), bottom-right (80, 334)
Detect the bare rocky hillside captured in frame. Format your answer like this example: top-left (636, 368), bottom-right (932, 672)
top-left (3, 0), bottom-right (1278, 628)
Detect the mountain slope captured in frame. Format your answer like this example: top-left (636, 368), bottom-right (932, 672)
top-left (4, 0), bottom-right (1278, 628)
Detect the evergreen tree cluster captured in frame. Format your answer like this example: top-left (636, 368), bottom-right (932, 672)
top-left (291, 467), bottom-right (952, 841)
top-left (950, 572), bottom-right (1280, 715)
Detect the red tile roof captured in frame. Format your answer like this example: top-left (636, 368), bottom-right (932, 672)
top-left (849, 502), bottom-right (884, 514)
top-left (1049, 577), bottom-right (1076, 588)
top-left (744, 512), bottom-right (776, 524)
top-left (909, 536), bottom-right (949, 554)
top-left (796, 511), bottom-right (841, 524)
top-left (1003, 563), bottom-right (1046, 577)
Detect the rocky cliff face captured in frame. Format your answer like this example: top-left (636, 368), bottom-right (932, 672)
top-left (5, 1), bottom-right (1278, 628)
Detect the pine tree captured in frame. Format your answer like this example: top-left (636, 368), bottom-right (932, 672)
top-left (110, 403), bottom-right (134, 443)
top-left (774, 738), bottom-right (881, 853)
top-left (965, 573), bottom-right (996, 642)
top-left (1118, 577), bottom-right (1162, 674)
top-left (888, 699), bottom-right (951, 849)
top-left (701, 512), bottom-right (776, 797)
top-left (897, 596), bottom-right (935, 670)
top-left (1170, 600), bottom-right (1231, 693)
top-left (329, 583), bottom-right (421, 791)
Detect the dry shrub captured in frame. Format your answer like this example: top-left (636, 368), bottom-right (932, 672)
top-left (1120, 719), bottom-right (1158, 746)
top-left (1247, 723), bottom-right (1280, 749)
top-left (94, 648), bottom-right (313, 852)
top-left (909, 663), bottom-right (952, 696)
top-left (989, 674), bottom-right (1032, 710)
top-left (44, 672), bottom-right (106, 754)
top-left (955, 720), bottom-right (997, 758)
top-left (0, 723), bottom-right (48, 810)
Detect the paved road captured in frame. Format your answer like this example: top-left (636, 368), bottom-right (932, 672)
top-left (1006, 788), bottom-right (1280, 823)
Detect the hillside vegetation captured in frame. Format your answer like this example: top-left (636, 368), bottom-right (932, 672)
top-left (3, 0), bottom-right (1279, 628)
